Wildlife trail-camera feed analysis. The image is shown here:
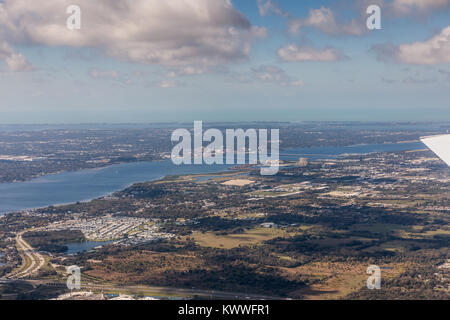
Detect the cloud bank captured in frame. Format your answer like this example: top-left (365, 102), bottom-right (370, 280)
top-left (0, 0), bottom-right (265, 72)
top-left (288, 7), bottom-right (364, 36)
top-left (372, 26), bottom-right (450, 64)
top-left (391, 0), bottom-right (450, 16)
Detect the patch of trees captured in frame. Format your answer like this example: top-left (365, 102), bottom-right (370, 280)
top-left (23, 230), bottom-right (85, 254)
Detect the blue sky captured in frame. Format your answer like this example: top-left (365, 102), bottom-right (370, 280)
top-left (0, 0), bottom-right (449, 123)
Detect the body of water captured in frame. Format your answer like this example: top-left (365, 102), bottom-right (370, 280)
top-left (65, 241), bottom-right (114, 255)
top-left (0, 141), bottom-right (426, 215)
top-left (280, 141), bottom-right (426, 161)
top-left (0, 161), bottom-right (230, 215)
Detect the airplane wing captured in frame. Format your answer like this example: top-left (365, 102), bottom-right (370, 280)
top-left (420, 134), bottom-right (450, 167)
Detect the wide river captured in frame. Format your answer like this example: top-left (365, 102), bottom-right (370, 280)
top-left (0, 141), bottom-right (426, 215)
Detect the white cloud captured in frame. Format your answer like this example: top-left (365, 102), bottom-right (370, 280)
top-left (257, 0), bottom-right (289, 17)
top-left (4, 52), bottom-right (32, 71)
top-left (89, 68), bottom-right (144, 85)
top-left (373, 26), bottom-right (450, 64)
top-left (392, 0), bottom-right (450, 16)
top-left (0, 41), bottom-right (33, 71)
top-left (230, 64), bottom-right (305, 87)
top-left (89, 69), bottom-right (120, 80)
top-left (166, 66), bottom-right (209, 78)
top-left (251, 65), bottom-right (305, 86)
top-left (358, 0), bottom-right (449, 18)
top-left (0, 0), bottom-right (265, 72)
top-left (258, 4), bottom-right (364, 36)
top-left (396, 26), bottom-right (450, 64)
top-left (159, 80), bottom-right (177, 88)
top-left (289, 7), bottom-right (364, 36)
top-left (278, 44), bottom-right (347, 62)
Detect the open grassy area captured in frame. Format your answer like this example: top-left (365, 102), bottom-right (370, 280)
top-left (350, 223), bottom-right (450, 239)
top-left (282, 261), bottom-right (406, 300)
top-left (350, 223), bottom-right (405, 235)
top-left (191, 227), bottom-right (292, 249)
top-left (157, 171), bottom-right (246, 184)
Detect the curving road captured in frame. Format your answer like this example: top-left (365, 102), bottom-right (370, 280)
top-left (6, 231), bottom-right (45, 279)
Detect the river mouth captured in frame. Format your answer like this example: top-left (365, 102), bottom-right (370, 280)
top-left (0, 141), bottom-right (425, 215)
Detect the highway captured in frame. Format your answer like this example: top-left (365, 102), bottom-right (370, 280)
top-left (5, 231), bottom-right (45, 279)
top-left (0, 278), bottom-right (285, 300)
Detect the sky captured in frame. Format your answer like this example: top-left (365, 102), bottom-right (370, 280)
top-left (0, 0), bottom-right (449, 123)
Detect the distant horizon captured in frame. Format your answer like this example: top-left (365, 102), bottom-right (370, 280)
top-left (1, 120), bottom-right (449, 127)
top-left (1, 0), bottom-right (449, 123)
top-left (1, 120), bottom-right (450, 125)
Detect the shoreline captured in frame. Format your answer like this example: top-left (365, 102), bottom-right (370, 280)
top-left (0, 141), bottom-right (425, 217)
top-left (0, 165), bottom-right (236, 217)
top-left (0, 158), bottom-right (168, 185)
top-left (0, 140), bottom-right (424, 185)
